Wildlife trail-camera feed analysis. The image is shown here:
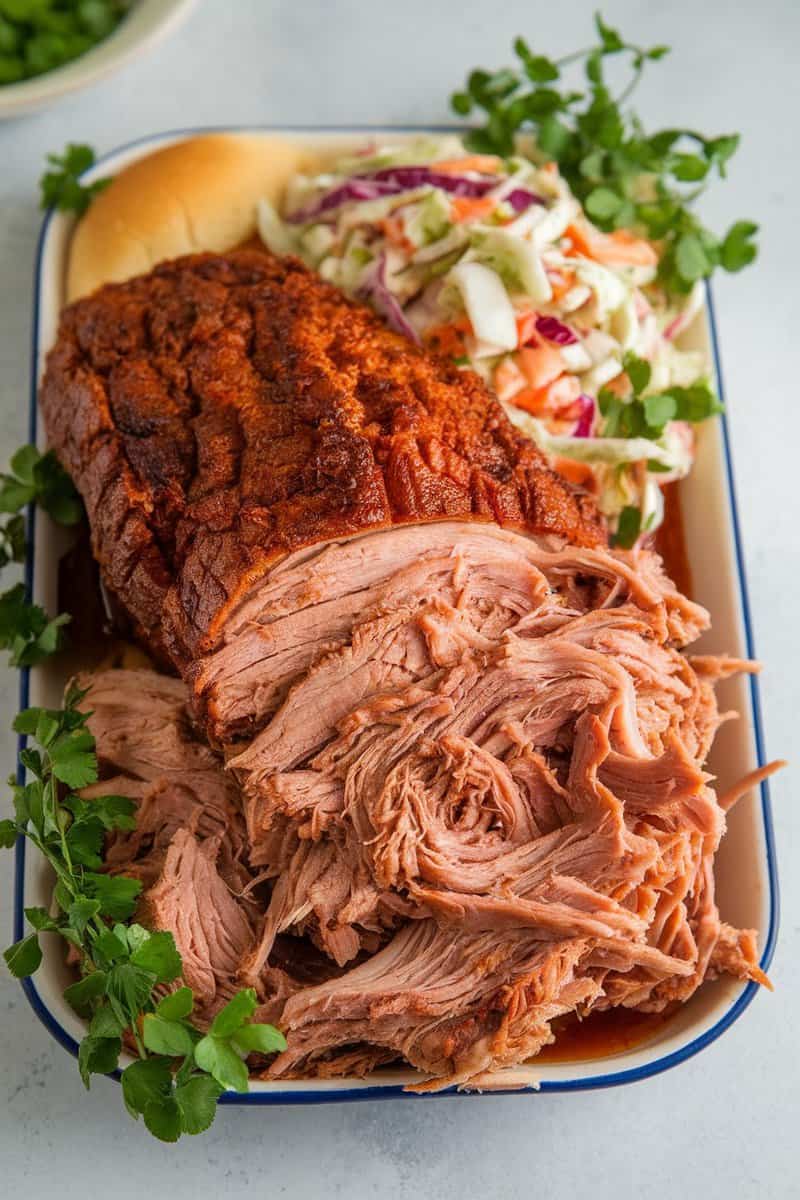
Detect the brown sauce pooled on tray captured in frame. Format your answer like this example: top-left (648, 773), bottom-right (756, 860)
top-left (57, 484), bottom-right (692, 1066)
top-left (654, 480), bottom-right (692, 598)
top-left (536, 1005), bottom-right (677, 1063)
top-left (57, 526), bottom-right (153, 673)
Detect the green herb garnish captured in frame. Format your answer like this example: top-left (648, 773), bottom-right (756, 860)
top-left (613, 503), bottom-right (642, 549)
top-left (39, 143), bottom-right (110, 215)
top-left (0, 445), bottom-right (81, 666)
top-left (0, 445), bottom-right (82, 525)
top-left (2, 687), bottom-right (286, 1141)
top-left (450, 12), bottom-right (757, 294)
top-left (0, 582), bottom-right (70, 667)
top-left (0, 512), bottom-right (25, 569)
top-left (598, 351), bottom-right (722, 441)
top-left (0, 1), bottom-right (130, 90)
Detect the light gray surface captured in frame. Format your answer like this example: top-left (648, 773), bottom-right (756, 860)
top-left (0, 1), bottom-right (797, 1196)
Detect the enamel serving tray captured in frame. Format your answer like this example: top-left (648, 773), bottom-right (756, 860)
top-left (13, 128), bottom-right (779, 1105)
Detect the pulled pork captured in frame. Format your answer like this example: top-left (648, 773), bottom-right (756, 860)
top-left (81, 524), bottom-right (768, 1088)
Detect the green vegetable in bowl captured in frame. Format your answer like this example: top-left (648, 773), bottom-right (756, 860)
top-left (0, 0), bottom-right (131, 86)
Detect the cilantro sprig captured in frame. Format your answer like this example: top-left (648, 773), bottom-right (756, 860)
top-left (0, 513), bottom-right (24, 569)
top-left (0, 445), bottom-right (82, 526)
top-left (599, 351), bottom-right (722, 443)
top-left (596, 352), bottom-right (722, 549)
top-left (450, 13), bottom-right (757, 294)
top-left (1, 688), bottom-right (286, 1141)
top-left (0, 583), bottom-right (71, 667)
top-left (39, 143), bottom-right (110, 215)
top-left (0, 445), bottom-right (80, 666)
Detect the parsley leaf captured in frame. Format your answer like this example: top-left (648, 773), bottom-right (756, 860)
top-left (643, 393), bottom-right (677, 429)
top-left (0, 513), bottom-right (25, 569)
top-left (0, 818), bottom-right (17, 848)
top-left (622, 351), bottom-right (651, 396)
top-left (2, 684), bottom-right (288, 1141)
top-left (63, 971), bottom-right (107, 1015)
top-left (106, 961), bottom-right (156, 1017)
top-left (88, 1004), bottom-right (126, 1039)
top-left (598, 353), bottom-right (721, 442)
top-left (68, 897), bottom-right (102, 935)
top-left (233, 1024), bottom-right (288, 1056)
top-left (156, 986), bottom-right (194, 1021)
top-left (614, 504), bottom-right (643, 549)
top-left (450, 17), bottom-right (757, 294)
top-left (0, 446), bottom-right (81, 526)
top-left (0, 583), bottom-right (70, 667)
top-left (121, 1057), bottom-right (174, 1119)
top-left (194, 1035), bottom-right (250, 1093)
top-left (142, 1015), bottom-right (196, 1057)
top-left (39, 144), bottom-right (110, 215)
top-left (3, 932), bottom-right (42, 978)
top-left (174, 1076), bottom-right (224, 1135)
top-left (49, 726), bottom-right (97, 788)
top-left (209, 987), bottom-right (258, 1038)
top-left (143, 1097), bottom-right (182, 1143)
top-left (78, 1035), bottom-right (121, 1088)
top-left (130, 931), bottom-right (183, 983)
top-left (720, 220), bottom-right (759, 272)
top-left (84, 873), bottom-right (142, 921)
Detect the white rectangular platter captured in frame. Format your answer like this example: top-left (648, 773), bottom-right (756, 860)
top-left (14, 128), bottom-right (779, 1104)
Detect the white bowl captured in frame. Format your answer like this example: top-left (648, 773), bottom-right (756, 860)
top-left (0, 0), bottom-right (195, 119)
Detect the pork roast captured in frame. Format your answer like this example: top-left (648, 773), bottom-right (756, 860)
top-left (40, 248), bottom-right (603, 684)
top-left (48, 250), bottom-right (766, 1089)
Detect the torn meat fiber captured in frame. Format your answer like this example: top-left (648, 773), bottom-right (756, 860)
top-left (79, 524), bottom-right (768, 1087)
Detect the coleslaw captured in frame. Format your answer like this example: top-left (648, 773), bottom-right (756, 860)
top-left (257, 136), bottom-right (715, 541)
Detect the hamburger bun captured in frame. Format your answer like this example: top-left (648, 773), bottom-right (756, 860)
top-left (66, 133), bottom-right (319, 302)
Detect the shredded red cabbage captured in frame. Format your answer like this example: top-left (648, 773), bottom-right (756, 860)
top-left (573, 393), bottom-right (595, 438)
top-left (359, 253), bottom-right (420, 344)
top-left (535, 314), bottom-right (578, 346)
top-left (286, 167), bottom-right (499, 223)
top-left (287, 167), bottom-right (545, 225)
top-left (368, 166), bottom-right (496, 197)
top-left (286, 179), bottom-right (402, 223)
top-left (505, 187), bottom-right (545, 213)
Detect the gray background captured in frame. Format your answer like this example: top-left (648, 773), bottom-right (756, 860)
top-left (1, 1), bottom-right (797, 1196)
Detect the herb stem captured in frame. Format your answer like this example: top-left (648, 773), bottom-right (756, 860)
top-left (555, 46), bottom-right (595, 67)
top-left (616, 60), bottom-right (644, 107)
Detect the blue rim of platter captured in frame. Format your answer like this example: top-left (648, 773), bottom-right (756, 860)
top-left (13, 126), bottom-right (779, 1106)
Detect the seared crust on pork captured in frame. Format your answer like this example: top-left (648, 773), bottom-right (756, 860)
top-left (40, 249), bottom-right (604, 667)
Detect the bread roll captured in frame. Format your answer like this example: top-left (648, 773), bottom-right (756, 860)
top-left (66, 133), bottom-right (318, 301)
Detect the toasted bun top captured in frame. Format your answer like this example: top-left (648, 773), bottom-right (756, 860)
top-left (66, 133), bottom-right (318, 302)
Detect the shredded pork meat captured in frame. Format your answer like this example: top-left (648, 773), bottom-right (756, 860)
top-left (79, 523), bottom-right (768, 1087)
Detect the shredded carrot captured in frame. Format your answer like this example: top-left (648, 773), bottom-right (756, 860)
top-left (564, 222), bottom-right (599, 259)
top-left (494, 358), bottom-right (527, 401)
top-left (565, 220), bottom-right (658, 268)
top-left (515, 311), bottom-right (539, 347)
top-left (432, 155), bottom-right (502, 175)
top-left (512, 373), bottom-right (582, 417)
top-left (517, 344), bottom-right (564, 390)
top-left (450, 195), bottom-right (497, 223)
top-left (379, 216), bottom-right (415, 256)
top-left (547, 268), bottom-right (577, 302)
